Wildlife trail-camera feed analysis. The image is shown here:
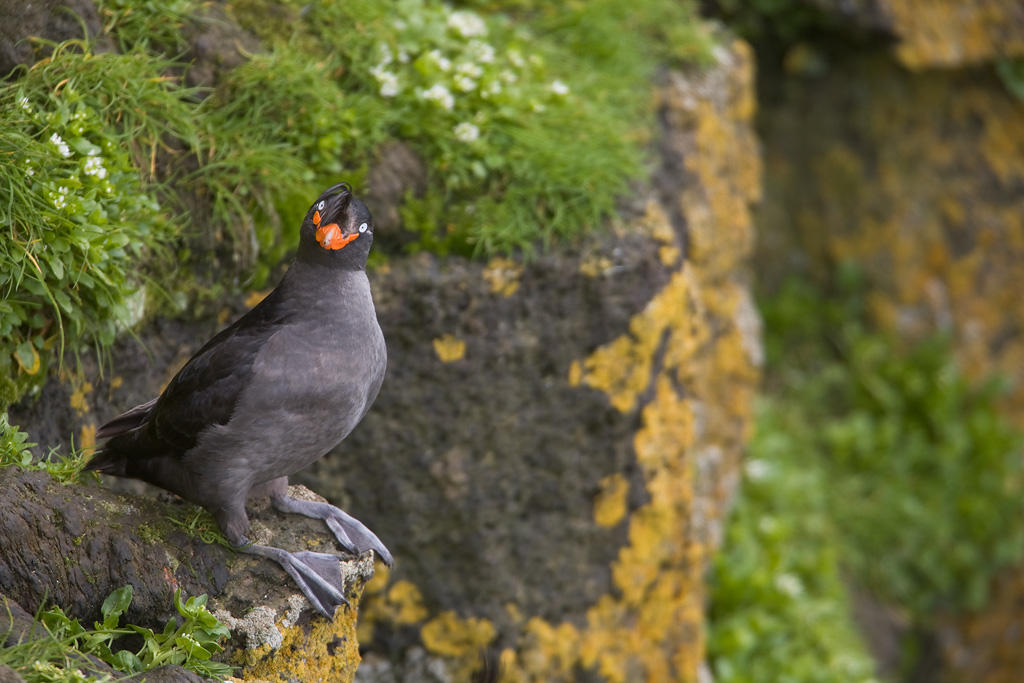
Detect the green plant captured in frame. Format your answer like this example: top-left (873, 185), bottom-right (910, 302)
top-left (95, 0), bottom-right (201, 54)
top-left (0, 585), bottom-right (233, 681)
top-left (166, 505), bottom-right (233, 549)
top-left (710, 271), bottom-right (1024, 680)
top-left (0, 41), bottom-right (200, 409)
top-left (0, 413), bottom-right (35, 467)
top-left (0, 413), bottom-right (93, 484)
top-left (708, 401), bottom-right (879, 683)
top-left (247, 0), bottom-right (712, 254)
top-left (996, 58), bottom-right (1024, 102)
top-left (762, 273), bottom-right (1024, 615)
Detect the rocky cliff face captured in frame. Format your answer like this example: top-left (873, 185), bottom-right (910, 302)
top-left (755, 1), bottom-right (1024, 678)
top-left (305, 42), bottom-right (762, 681)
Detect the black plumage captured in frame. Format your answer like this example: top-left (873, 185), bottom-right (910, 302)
top-left (90, 182), bottom-right (391, 617)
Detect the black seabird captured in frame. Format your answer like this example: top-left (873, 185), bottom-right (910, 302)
top-left (89, 182), bottom-right (391, 618)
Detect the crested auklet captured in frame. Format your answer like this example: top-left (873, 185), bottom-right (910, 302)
top-left (89, 182), bottom-right (391, 617)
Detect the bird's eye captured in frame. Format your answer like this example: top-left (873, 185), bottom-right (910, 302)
top-left (358, 222), bottom-right (368, 233)
top-left (317, 201), bottom-right (325, 211)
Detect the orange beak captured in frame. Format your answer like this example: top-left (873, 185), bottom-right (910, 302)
top-left (316, 223), bottom-right (359, 250)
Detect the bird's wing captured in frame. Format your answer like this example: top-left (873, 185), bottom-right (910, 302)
top-left (148, 289), bottom-right (291, 452)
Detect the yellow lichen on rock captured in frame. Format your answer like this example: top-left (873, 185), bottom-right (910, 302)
top-left (878, 0), bottom-right (1024, 68)
top-left (484, 257), bottom-right (524, 296)
top-left (593, 473), bottom-right (630, 528)
top-left (420, 610), bottom-right (497, 680)
top-left (761, 54), bottom-right (1024, 414)
top-left (433, 334), bottom-right (467, 363)
top-left (360, 574), bottom-right (429, 643)
top-left (497, 39), bottom-right (760, 682)
top-left (236, 591), bottom-right (364, 682)
top-left (69, 381), bottom-right (93, 416)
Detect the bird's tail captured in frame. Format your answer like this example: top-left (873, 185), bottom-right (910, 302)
top-left (88, 397), bottom-right (158, 475)
top-left (86, 443), bottom-right (128, 476)
top-left (95, 397), bottom-right (157, 440)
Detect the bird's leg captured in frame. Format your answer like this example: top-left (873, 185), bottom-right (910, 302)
top-left (213, 495), bottom-right (350, 618)
top-left (239, 543), bottom-right (350, 619)
top-left (267, 480), bottom-right (393, 567)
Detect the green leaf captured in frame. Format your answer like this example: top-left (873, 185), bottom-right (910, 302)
top-left (101, 584), bottom-right (133, 627)
top-left (13, 341), bottom-right (40, 375)
top-left (176, 635), bottom-right (212, 660)
top-left (110, 649), bottom-right (144, 673)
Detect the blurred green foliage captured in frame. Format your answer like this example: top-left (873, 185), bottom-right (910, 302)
top-left (708, 401), bottom-right (879, 683)
top-left (996, 58), bottom-right (1024, 102)
top-left (709, 268), bottom-right (1024, 679)
top-left (764, 273), bottom-right (1024, 615)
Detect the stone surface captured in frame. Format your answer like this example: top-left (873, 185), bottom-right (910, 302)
top-left (4, 8), bottom-right (762, 681)
top-left (0, 467), bottom-right (372, 681)
top-left (0, 0), bottom-right (113, 77)
top-left (810, 0), bottom-right (1024, 67)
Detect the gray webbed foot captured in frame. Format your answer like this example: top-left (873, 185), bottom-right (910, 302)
top-left (272, 495), bottom-right (394, 567)
top-left (241, 542), bottom-right (350, 618)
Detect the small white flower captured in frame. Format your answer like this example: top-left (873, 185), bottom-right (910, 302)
top-left (84, 154), bottom-right (108, 179)
top-left (457, 62), bottom-right (483, 78)
top-left (530, 100), bottom-right (546, 113)
top-left (774, 573), bottom-right (804, 597)
top-left (744, 458), bottom-right (770, 481)
top-left (428, 49), bottom-right (452, 72)
top-left (448, 10), bottom-right (487, 38)
top-left (373, 70), bottom-right (400, 97)
top-left (398, 49), bottom-right (410, 63)
top-left (468, 40), bottom-right (495, 64)
top-left (550, 80), bottom-right (570, 96)
top-left (377, 44), bottom-right (393, 66)
top-left (500, 70), bottom-right (517, 84)
top-left (393, 18), bottom-right (406, 30)
top-left (18, 96), bottom-right (31, 111)
top-left (454, 75), bottom-right (476, 92)
top-left (26, 168), bottom-right (34, 177)
top-left (483, 81), bottom-right (502, 98)
top-left (52, 186), bottom-right (69, 210)
top-left (49, 133), bottom-right (71, 158)
top-left (453, 122), bottom-right (479, 143)
top-left (507, 49), bottom-right (525, 68)
top-left (419, 83), bottom-right (454, 110)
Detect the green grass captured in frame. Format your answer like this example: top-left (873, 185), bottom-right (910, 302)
top-left (708, 269), bottom-right (1024, 680)
top-left (0, 585), bottom-right (233, 681)
top-left (0, 41), bottom-right (200, 409)
top-left (188, 44), bottom-right (391, 283)
top-left (165, 505), bottom-right (234, 549)
top-left (1, 413), bottom-right (95, 484)
top-left (233, 0), bottom-right (714, 254)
